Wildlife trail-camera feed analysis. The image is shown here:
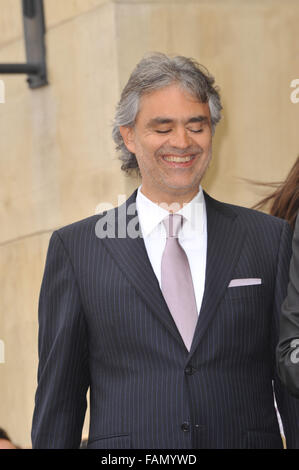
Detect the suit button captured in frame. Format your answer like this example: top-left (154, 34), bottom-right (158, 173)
top-left (181, 422), bottom-right (190, 432)
top-left (185, 365), bottom-right (195, 375)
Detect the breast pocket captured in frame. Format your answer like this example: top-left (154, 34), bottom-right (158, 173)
top-left (219, 283), bottom-right (268, 349)
top-left (225, 283), bottom-right (265, 300)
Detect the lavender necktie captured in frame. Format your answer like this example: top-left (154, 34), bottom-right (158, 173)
top-left (161, 214), bottom-right (198, 351)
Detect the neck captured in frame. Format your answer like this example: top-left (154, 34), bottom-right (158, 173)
top-left (140, 186), bottom-right (200, 212)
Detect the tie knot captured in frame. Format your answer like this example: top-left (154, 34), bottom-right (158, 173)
top-left (163, 214), bottom-right (184, 238)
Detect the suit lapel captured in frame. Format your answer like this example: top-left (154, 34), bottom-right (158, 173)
top-left (189, 193), bottom-right (247, 356)
top-left (99, 190), bottom-right (183, 345)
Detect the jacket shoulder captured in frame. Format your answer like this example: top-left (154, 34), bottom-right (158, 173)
top-left (53, 191), bottom-right (138, 244)
top-left (53, 209), bottom-right (113, 247)
top-left (205, 192), bottom-right (289, 230)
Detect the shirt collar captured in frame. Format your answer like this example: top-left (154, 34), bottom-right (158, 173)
top-left (136, 185), bottom-right (205, 238)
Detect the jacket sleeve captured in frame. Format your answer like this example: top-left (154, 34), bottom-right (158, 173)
top-left (276, 214), bottom-right (299, 398)
top-left (272, 218), bottom-right (299, 449)
top-left (31, 230), bottom-right (90, 449)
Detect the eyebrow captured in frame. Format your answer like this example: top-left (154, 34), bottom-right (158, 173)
top-left (146, 115), bottom-right (209, 127)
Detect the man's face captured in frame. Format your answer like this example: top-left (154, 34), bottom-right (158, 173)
top-left (120, 83), bottom-right (213, 205)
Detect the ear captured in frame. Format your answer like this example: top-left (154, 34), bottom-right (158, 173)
top-left (119, 126), bottom-right (136, 154)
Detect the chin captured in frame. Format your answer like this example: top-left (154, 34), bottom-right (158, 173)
top-left (165, 177), bottom-right (201, 191)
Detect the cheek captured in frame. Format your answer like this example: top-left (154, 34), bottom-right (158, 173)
top-left (136, 139), bottom-right (161, 162)
top-left (198, 132), bottom-right (212, 148)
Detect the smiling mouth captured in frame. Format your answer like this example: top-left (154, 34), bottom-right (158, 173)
top-left (162, 155), bottom-right (195, 163)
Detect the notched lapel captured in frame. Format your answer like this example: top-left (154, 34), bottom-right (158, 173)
top-left (189, 194), bottom-right (247, 357)
top-left (97, 191), bottom-right (184, 346)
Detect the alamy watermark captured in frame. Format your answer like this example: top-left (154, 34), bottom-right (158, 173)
top-left (94, 195), bottom-right (204, 239)
top-left (0, 79), bottom-right (5, 103)
top-left (290, 79), bottom-right (299, 104)
top-left (0, 339), bottom-right (5, 363)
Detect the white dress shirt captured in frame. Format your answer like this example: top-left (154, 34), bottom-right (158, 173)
top-left (136, 186), bottom-right (207, 315)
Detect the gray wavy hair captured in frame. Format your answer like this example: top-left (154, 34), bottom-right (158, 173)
top-left (112, 52), bottom-right (222, 175)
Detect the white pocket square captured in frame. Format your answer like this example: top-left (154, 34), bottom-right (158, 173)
top-left (228, 278), bottom-right (262, 287)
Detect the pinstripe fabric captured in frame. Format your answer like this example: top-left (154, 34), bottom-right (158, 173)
top-left (31, 191), bottom-right (299, 449)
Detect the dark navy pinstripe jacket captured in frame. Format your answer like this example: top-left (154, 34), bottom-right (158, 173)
top-left (31, 191), bottom-right (299, 449)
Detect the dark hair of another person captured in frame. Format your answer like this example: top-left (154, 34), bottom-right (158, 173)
top-left (253, 156), bottom-right (299, 230)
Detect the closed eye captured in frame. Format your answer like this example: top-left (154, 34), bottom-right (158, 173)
top-left (156, 127), bottom-right (205, 134)
top-left (187, 128), bottom-right (204, 133)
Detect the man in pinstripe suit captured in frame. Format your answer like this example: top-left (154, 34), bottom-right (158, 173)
top-left (32, 53), bottom-right (299, 449)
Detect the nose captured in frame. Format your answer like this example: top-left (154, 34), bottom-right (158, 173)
top-left (169, 126), bottom-right (191, 149)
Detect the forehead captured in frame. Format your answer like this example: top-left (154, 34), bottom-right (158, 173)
top-left (137, 84), bottom-right (210, 122)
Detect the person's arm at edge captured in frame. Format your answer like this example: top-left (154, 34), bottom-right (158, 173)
top-left (272, 218), bottom-right (299, 449)
top-left (276, 214), bottom-right (299, 398)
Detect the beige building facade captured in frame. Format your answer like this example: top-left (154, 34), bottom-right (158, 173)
top-left (0, 0), bottom-right (298, 448)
